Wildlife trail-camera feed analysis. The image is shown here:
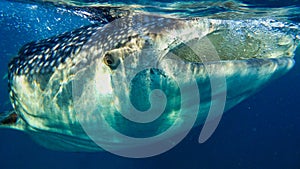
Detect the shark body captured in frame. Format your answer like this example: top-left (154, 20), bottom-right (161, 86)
top-left (1, 13), bottom-right (299, 152)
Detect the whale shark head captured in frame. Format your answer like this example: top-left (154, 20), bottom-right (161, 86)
top-left (1, 13), bottom-right (299, 154)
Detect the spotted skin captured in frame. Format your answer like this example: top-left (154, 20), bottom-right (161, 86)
top-left (9, 24), bottom-right (102, 76)
top-left (8, 23), bottom-right (104, 114)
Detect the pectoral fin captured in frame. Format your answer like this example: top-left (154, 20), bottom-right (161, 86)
top-left (0, 110), bottom-right (18, 126)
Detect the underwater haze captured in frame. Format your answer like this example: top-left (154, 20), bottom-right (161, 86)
top-left (0, 0), bottom-right (300, 168)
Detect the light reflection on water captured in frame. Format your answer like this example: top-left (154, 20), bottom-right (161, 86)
top-left (7, 0), bottom-right (300, 21)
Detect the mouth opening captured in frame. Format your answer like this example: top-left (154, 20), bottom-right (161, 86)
top-left (169, 20), bottom-right (299, 63)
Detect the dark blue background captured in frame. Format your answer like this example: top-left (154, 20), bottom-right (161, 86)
top-left (0, 1), bottom-right (299, 169)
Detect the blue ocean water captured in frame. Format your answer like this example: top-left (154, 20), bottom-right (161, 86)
top-left (0, 0), bottom-right (299, 168)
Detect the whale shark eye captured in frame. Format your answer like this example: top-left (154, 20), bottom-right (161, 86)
top-left (104, 54), bottom-right (114, 65)
top-left (104, 53), bottom-right (120, 70)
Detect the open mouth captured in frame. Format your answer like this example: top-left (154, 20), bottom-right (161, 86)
top-left (169, 19), bottom-right (299, 63)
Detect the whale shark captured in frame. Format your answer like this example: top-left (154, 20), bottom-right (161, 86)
top-left (0, 13), bottom-right (299, 156)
